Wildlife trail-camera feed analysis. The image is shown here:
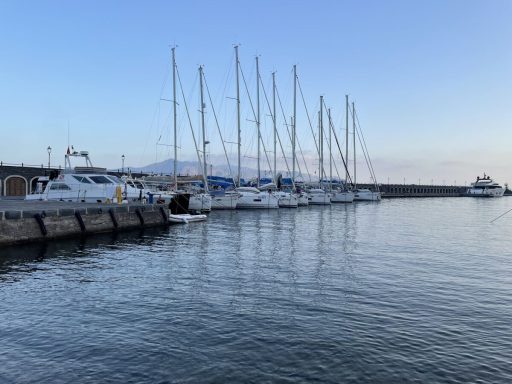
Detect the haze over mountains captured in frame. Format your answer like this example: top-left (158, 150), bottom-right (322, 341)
top-left (124, 158), bottom-right (262, 178)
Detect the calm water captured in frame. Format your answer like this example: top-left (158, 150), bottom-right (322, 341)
top-left (1, 198), bottom-right (512, 383)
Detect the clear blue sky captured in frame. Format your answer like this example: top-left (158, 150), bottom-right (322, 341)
top-left (1, 0), bottom-right (510, 185)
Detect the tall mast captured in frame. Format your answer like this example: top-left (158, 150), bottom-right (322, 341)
top-left (319, 95), bottom-right (323, 186)
top-left (353, 101), bottom-right (356, 188)
top-left (272, 71), bottom-right (277, 181)
top-left (256, 55), bottom-right (261, 187)
top-left (172, 47), bottom-right (178, 190)
top-left (199, 65), bottom-right (208, 187)
top-left (345, 94), bottom-right (349, 185)
top-left (328, 107), bottom-right (332, 192)
top-left (235, 46), bottom-right (241, 187)
top-left (292, 65), bottom-right (297, 184)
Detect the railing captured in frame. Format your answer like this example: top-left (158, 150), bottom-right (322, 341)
top-left (0, 161), bottom-right (62, 169)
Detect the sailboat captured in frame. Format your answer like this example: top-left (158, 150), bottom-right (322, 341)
top-left (308, 96), bottom-right (332, 205)
top-left (168, 47), bottom-right (209, 221)
top-left (348, 98), bottom-right (381, 201)
top-left (234, 48), bottom-right (279, 209)
top-left (271, 70), bottom-right (298, 208)
top-left (324, 99), bottom-right (354, 203)
top-left (197, 65), bottom-right (239, 210)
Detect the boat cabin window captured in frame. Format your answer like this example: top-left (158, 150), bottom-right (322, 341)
top-left (72, 175), bottom-right (92, 184)
top-left (89, 176), bottom-right (113, 184)
top-left (108, 176), bottom-right (122, 183)
top-left (49, 183), bottom-right (71, 190)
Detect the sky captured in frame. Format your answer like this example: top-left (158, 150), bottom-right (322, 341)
top-left (0, 0), bottom-right (511, 185)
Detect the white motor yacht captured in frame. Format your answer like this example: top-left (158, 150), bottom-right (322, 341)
top-left (236, 187), bottom-right (279, 209)
top-left (26, 150), bottom-right (141, 203)
top-left (467, 174), bottom-right (505, 197)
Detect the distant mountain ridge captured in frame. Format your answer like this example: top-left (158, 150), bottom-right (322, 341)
top-left (125, 158), bottom-right (259, 178)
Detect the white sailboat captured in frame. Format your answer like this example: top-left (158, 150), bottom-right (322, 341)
top-left (233, 47), bottom-right (279, 209)
top-left (168, 47), bottom-right (210, 221)
top-left (308, 96), bottom-right (331, 205)
top-left (349, 99), bottom-right (381, 202)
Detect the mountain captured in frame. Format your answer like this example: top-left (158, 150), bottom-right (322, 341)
top-left (126, 158), bottom-right (259, 178)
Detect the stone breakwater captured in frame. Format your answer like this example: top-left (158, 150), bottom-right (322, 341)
top-left (0, 200), bottom-right (169, 246)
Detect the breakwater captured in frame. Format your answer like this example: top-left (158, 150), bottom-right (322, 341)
top-left (0, 200), bottom-right (169, 246)
top-left (367, 183), bottom-right (467, 198)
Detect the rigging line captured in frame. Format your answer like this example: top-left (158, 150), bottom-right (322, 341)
top-left (490, 207), bottom-right (512, 223)
top-left (321, 104), bottom-right (343, 184)
top-left (175, 64), bottom-right (208, 191)
top-left (239, 64), bottom-right (273, 179)
top-left (203, 72), bottom-right (233, 179)
top-left (259, 74), bottom-right (294, 188)
top-left (352, 107), bottom-right (377, 188)
top-left (353, 106), bottom-right (379, 188)
top-left (275, 85), bottom-right (311, 182)
top-left (322, 98), bottom-right (353, 185)
top-left (296, 76), bottom-right (320, 156)
top-left (142, 63), bottom-right (173, 166)
top-left (316, 107), bottom-right (330, 185)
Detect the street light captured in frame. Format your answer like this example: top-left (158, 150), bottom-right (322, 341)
top-left (121, 154), bottom-right (125, 174)
top-left (47, 146), bottom-right (52, 169)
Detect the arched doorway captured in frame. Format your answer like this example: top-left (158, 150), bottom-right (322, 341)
top-left (5, 176), bottom-right (27, 196)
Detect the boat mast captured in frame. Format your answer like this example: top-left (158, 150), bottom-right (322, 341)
top-left (272, 71), bottom-right (277, 181)
top-left (353, 101), bottom-right (356, 188)
top-left (256, 55), bottom-right (261, 187)
top-left (328, 107), bottom-right (332, 193)
top-left (199, 65), bottom-right (208, 189)
top-left (292, 65), bottom-right (297, 185)
top-left (172, 47), bottom-right (178, 191)
top-left (319, 95), bottom-right (324, 187)
top-left (345, 94), bottom-right (349, 186)
top-left (235, 45), bottom-right (241, 187)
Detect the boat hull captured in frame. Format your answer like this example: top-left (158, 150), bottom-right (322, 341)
top-left (466, 188), bottom-right (504, 197)
top-left (353, 190), bottom-right (381, 201)
top-left (169, 214), bottom-right (207, 223)
top-left (236, 192), bottom-right (279, 209)
top-left (188, 194), bottom-right (212, 212)
top-left (331, 191), bottom-right (354, 203)
top-left (210, 193), bottom-right (239, 209)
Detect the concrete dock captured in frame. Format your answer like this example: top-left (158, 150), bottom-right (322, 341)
top-left (0, 200), bottom-right (170, 246)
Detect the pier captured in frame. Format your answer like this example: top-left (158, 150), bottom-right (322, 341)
top-left (376, 183), bottom-right (467, 198)
top-left (0, 200), bottom-right (169, 246)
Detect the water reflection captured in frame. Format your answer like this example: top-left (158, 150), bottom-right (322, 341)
top-left (0, 227), bottom-right (169, 282)
top-left (1, 199), bottom-right (512, 383)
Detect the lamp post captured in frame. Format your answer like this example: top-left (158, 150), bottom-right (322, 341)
top-left (121, 154), bottom-right (125, 174)
top-left (47, 146), bottom-right (51, 169)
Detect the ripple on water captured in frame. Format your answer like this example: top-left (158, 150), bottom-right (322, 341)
top-left (1, 199), bottom-right (512, 383)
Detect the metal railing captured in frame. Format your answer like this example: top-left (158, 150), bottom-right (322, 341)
top-left (0, 161), bottom-right (62, 169)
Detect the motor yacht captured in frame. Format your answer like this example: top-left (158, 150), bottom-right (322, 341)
top-left (467, 174), bottom-right (505, 197)
top-left (26, 150), bottom-right (141, 203)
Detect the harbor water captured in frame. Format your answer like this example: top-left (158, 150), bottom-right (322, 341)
top-left (1, 198), bottom-right (511, 383)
